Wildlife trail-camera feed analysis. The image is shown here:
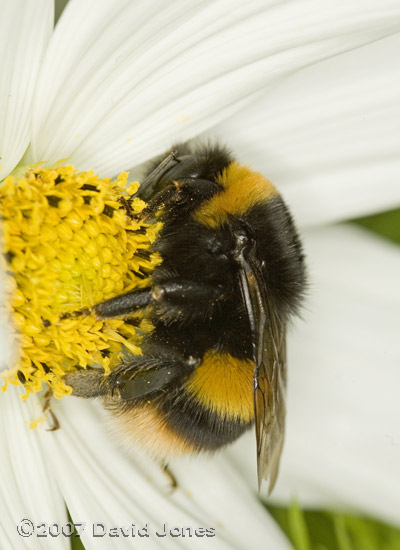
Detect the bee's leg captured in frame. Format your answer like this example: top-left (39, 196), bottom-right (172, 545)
top-left (135, 184), bottom-right (178, 220)
top-left (94, 288), bottom-right (153, 318)
top-left (162, 463), bottom-right (178, 492)
top-left (119, 147), bottom-right (177, 218)
top-left (42, 389), bottom-right (60, 431)
top-left (118, 196), bottom-right (135, 218)
top-left (63, 286), bottom-right (154, 322)
top-left (64, 354), bottom-right (197, 400)
top-left (106, 354), bottom-right (197, 401)
top-left (151, 280), bottom-right (226, 323)
top-left (94, 280), bottom-right (225, 322)
top-left (140, 178), bottom-right (220, 220)
top-left (63, 368), bottom-right (106, 398)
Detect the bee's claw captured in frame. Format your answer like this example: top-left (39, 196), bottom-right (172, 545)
top-left (46, 408), bottom-right (60, 431)
top-left (59, 308), bottom-right (90, 321)
top-left (162, 463), bottom-right (178, 493)
top-left (42, 389), bottom-right (60, 431)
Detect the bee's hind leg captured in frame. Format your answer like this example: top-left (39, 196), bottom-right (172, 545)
top-left (42, 388), bottom-right (60, 431)
top-left (162, 463), bottom-right (178, 493)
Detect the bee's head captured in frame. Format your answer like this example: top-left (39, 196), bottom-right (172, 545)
top-left (192, 162), bottom-right (307, 318)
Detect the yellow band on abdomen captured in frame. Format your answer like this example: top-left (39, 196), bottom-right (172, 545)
top-left (185, 350), bottom-right (254, 422)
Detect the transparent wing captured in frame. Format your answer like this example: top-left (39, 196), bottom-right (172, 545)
top-left (253, 294), bottom-right (287, 493)
top-left (237, 247), bottom-right (287, 494)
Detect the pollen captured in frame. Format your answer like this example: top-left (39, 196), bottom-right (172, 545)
top-left (0, 165), bottom-right (162, 399)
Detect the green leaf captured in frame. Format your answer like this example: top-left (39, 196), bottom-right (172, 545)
top-left (353, 208), bottom-right (400, 245)
top-left (288, 501), bottom-right (311, 550)
top-left (267, 505), bottom-right (400, 550)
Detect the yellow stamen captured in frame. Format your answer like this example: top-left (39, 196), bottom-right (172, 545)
top-left (0, 165), bottom-right (162, 399)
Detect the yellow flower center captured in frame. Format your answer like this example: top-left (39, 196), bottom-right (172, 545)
top-left (0, 164), bottom-right (162, 399)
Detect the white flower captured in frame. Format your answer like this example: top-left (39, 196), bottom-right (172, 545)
top-left (1, 1), bottom-right (400, 549)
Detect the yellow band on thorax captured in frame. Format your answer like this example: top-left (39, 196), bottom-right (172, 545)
top-left (193, 162), bottom-right (278, 228)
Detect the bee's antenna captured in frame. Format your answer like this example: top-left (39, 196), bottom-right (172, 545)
top-left (140, 149), bottom-right (178, 194)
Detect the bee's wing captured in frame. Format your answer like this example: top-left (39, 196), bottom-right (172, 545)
top-left (237, 247), bottom-right (287, 494)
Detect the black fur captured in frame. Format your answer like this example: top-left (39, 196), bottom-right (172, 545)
top-left (160, 389), bottom-right (253, 451)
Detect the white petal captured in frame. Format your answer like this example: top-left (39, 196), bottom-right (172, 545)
top-left (37, 396), bottom-right (291, 549)
top-left (209, 32), bottom-right (400, 227)
top-left (0, 388), bottom-right (69, 550)
top-left (0, 0), bottom-right (53, 180)
top-left (26, 0), bottom-right (400, 175)
top-left (228, 225), bottom-right (400, 526)
top-left (1, 256), bottom-right (67, 549)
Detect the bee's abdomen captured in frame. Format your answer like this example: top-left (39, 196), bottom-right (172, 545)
top-left (160, 350), bottom-right (254, 452)
top-left (182, 350), bottom-right (254, 423)
top-left (111, 351), bottom-right (254, 459)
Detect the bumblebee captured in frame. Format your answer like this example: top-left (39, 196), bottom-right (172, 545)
top-left (65, 143), bottom-right (306, 492)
